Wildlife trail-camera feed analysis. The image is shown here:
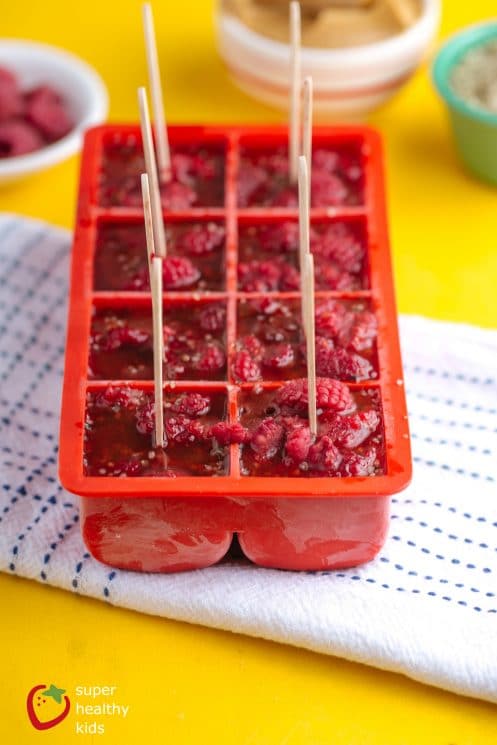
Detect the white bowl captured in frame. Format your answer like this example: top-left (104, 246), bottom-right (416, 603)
top-left (0, 39), bottom-right (108, 184)
top-left (215, 0), bottom-right (441, 117)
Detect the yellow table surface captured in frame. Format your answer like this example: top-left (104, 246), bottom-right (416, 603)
top-left (1, 1), bottom-right (497, 742)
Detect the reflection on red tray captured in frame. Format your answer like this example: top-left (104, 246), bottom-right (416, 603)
top-left (59, 124), bottom-right (411, 572)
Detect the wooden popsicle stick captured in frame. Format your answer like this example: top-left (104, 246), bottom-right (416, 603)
top-left (150, 256), bottom-right (165, 449)
top-left (142, 3), bottom-right (171, 182)
top-left (302, 76), bottom-right (313, 203)
top-left (289, 1), bottom-right (301, 184)
top-left (141, 173), bottom-right (155, 265)
top-left (298, 155), bottom-right (310, 333)
top-left (304, 252), bottom-right (317, 437)
top-left (138, 86), bottom-right (167, 258)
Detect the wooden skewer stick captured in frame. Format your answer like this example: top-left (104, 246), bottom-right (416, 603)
top-left (138, 86), bottom-right (167, 259)
top-left (304, 252), bottom-right (317, 437)
top-left (142, 2), bottom-right (171, 182)
top-left (141, 172), bottom-right (164, 448)
top-left (302, 76), bottom-right (313, 204)
top-left (289, 1), bottom-right (301, 184)
top-left (298, 155), bottom-right (310, 334)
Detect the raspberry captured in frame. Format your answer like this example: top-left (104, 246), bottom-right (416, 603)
top-left (250, 418), bottom-right (285, 460)
top-left (262, 150), bottom-right (288, 175)
top-left (311, 170), bottom-right (349, 207)
top-left (339, 447), bottom-right (377, 477)
top-left (25, 85), bottom-right (73, 141)
top-left (262, 342), bottom-right (295, 369)
top-left (238, 162), bottom-right (268, 206)
top-left (308, 435), bottom-right (343, 474)
top-left (285, 425), bottom-right (312, 463)
top-left (177, 223), bottom-right (225, 256)
top-left (95, 386), bottom-right (143, 411)
top-left (0, 119), bottom-right (43, 157)
top-left (199, 304), bottom-right (226, 332)
top-left (0, 67), bottom-right (23, 122)
top-left (165, 415), bottom-right (205, 444)
top-left (311, 224), bottom-right (364, 273)
top-left (271, 186), bottom-right (298, 208)
top-left (327, 410), bottom-right (380, 449)
top-left (160, 181), bottom-right (197, 209)
top-left (123, 268), bottom-right (149, 291)
top-left (238, 334), bottom-right (263, 359)
top-left (280, 262), bottom-right (300, 291)
top-left (102, 326), bottom-right (150, 351)
top-left (210, 421), bottom-right (249, 445)
top-left (315, 300), bottom-right (350, 338)
top-left (248, 297), bottom-right (282, 315)
top-left (135, 401), bottom-right (155, 433)
top-left (171, 152), bottom-right (217, 183)
top-left (232, 350), bottom-right (262, 382)
top-left (195, 343), bottom-right (226, 374)
top-left (317, 262), bottom-right (355, 291)
top-left (162, 256), bottom-right (201, 289)
top-left (339, 311), bottom-right (377, 352)
top-left (172, 392), bottom-right (211, 417)
top-left (312, 148), bottom-right (341, 172)
top-left (238, 260), bottom-right (281, 292)
top-left (315, 341), bottom-right (373, 381)
top-left (258, 222), bottom-right (299, 253)
top-left (276, 377), bottom-right (355, 414)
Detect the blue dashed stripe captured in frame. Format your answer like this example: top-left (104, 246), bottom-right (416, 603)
top-left (412, 456), bottom-right (495, 482)
top-left (407, 389), bottom-right (496, 416)
top-left (71, 552), bottom-right (92, 590)
top-left (103, 570), bottom-right (119, 600)
top-left (39, 513), bottom-right (80, 581)
top-left (406, 364), bottom-right (495, 387)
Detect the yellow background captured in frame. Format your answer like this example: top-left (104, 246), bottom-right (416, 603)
top-left (1, 0), bottom-right (497, 742)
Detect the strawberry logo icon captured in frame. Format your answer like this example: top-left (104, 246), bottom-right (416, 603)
top-left (26, 683), bottom-right (70, 730)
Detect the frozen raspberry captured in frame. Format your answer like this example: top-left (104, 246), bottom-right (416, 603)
top-left (238, 260), bottom-right (281, 292)
top-left (276, 377), bottom-right (355, 414)
top-left (328, 410), bottom-right (380, 449)
top-left (262, 342), bottom-right (295, 369)
top-left (172, 392), bottom-right (211, 417)
top-left (0, 119), bottom-right (43, 157)
top-left (162, 256), bottom-right (201, 289)
top-left (0, 67), bottom-right (23, 122)
top-left (258, 222), bottom-right (299, 253)
top-left (195, 343), bottom-right (226, 374)
top-left (199, 304), bottom-right (226, 332)
top-left (315, 300), bottom-right (349, 338)
top-left (101, 326), bottom-right (150, 351)
top-left (232, 350), bottom-right (262, 382)
top-left (248, 297), bottom-right (282, 315)
top-left (285, 425), bottom-right (313, 463)
top-left (25, 86), bottom-right (73, 141)
top-left (308, 435), bottom-right (343, 473)
top-left (238, 162), bottom-right (268, 206)
top-left (210, 421), bottom-right (249, 445)
top-left (312, 149), bottom-right (341, 173)
top-left (161, 181), bottom-right (197, 209)
top-left (165, 415), bottom-right (205, 444)
top-left (311, 224), bottom-right (364, 273)
top-left (238, 334), bottom-right (263, 360)
top-left (177, 223), bottom-right (224, 256)
top-left (111, 459), bottom-right (143, 477)
top-left (316, 341), bottom-right (373, 381)
top-left (135, 401), bottom-right (155, 433)
top-left (271, 186), bottom-right (298, 208)
top-left (311, 170), bottom-right (348, 207)
top-left (317, 262), bottom-right (356, 291)
top-left (262, 150), bottom-right (288, 175)
top-left (339, 447), bottom-right (377, 477)
top-left (250, 418), bottom-right (285, 460)
top-left (95, 386), bottom-right (142, 411)
top-left (280, 262), bottom-right (300, 291)
top-left (339, 311), bottom-right (377, 352)
top-left (123, 268), bottom-right (149, 291)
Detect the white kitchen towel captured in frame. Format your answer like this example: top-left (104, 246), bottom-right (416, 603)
top-left (0, 214), bottom-right (496, 703)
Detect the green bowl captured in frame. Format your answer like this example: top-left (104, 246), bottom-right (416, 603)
top-left (432, 21), bottom-right (497, 185)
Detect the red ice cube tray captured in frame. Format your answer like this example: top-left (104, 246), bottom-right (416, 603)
top-left (59, 124), bottom-right (411, 572)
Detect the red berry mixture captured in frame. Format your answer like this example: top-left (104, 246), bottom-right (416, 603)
top-left (93, 221), bottom-right (225, 291)
top-left (236, 298), bottom-right (378, 382)
top-left (89, 302), bottom-right (227, 381)
top-left (0, 66), bottom-right (73, 157)
top-left (84, 388), bottom-right (229, 477)
top-left (237, 220), bottom-right (367, 291)
top-left (99, 134), bottom-right (225, 207)
top-left (238, 383), bottom-right (385, 477)
top-left (237, 146), bottom-right (363, 208)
